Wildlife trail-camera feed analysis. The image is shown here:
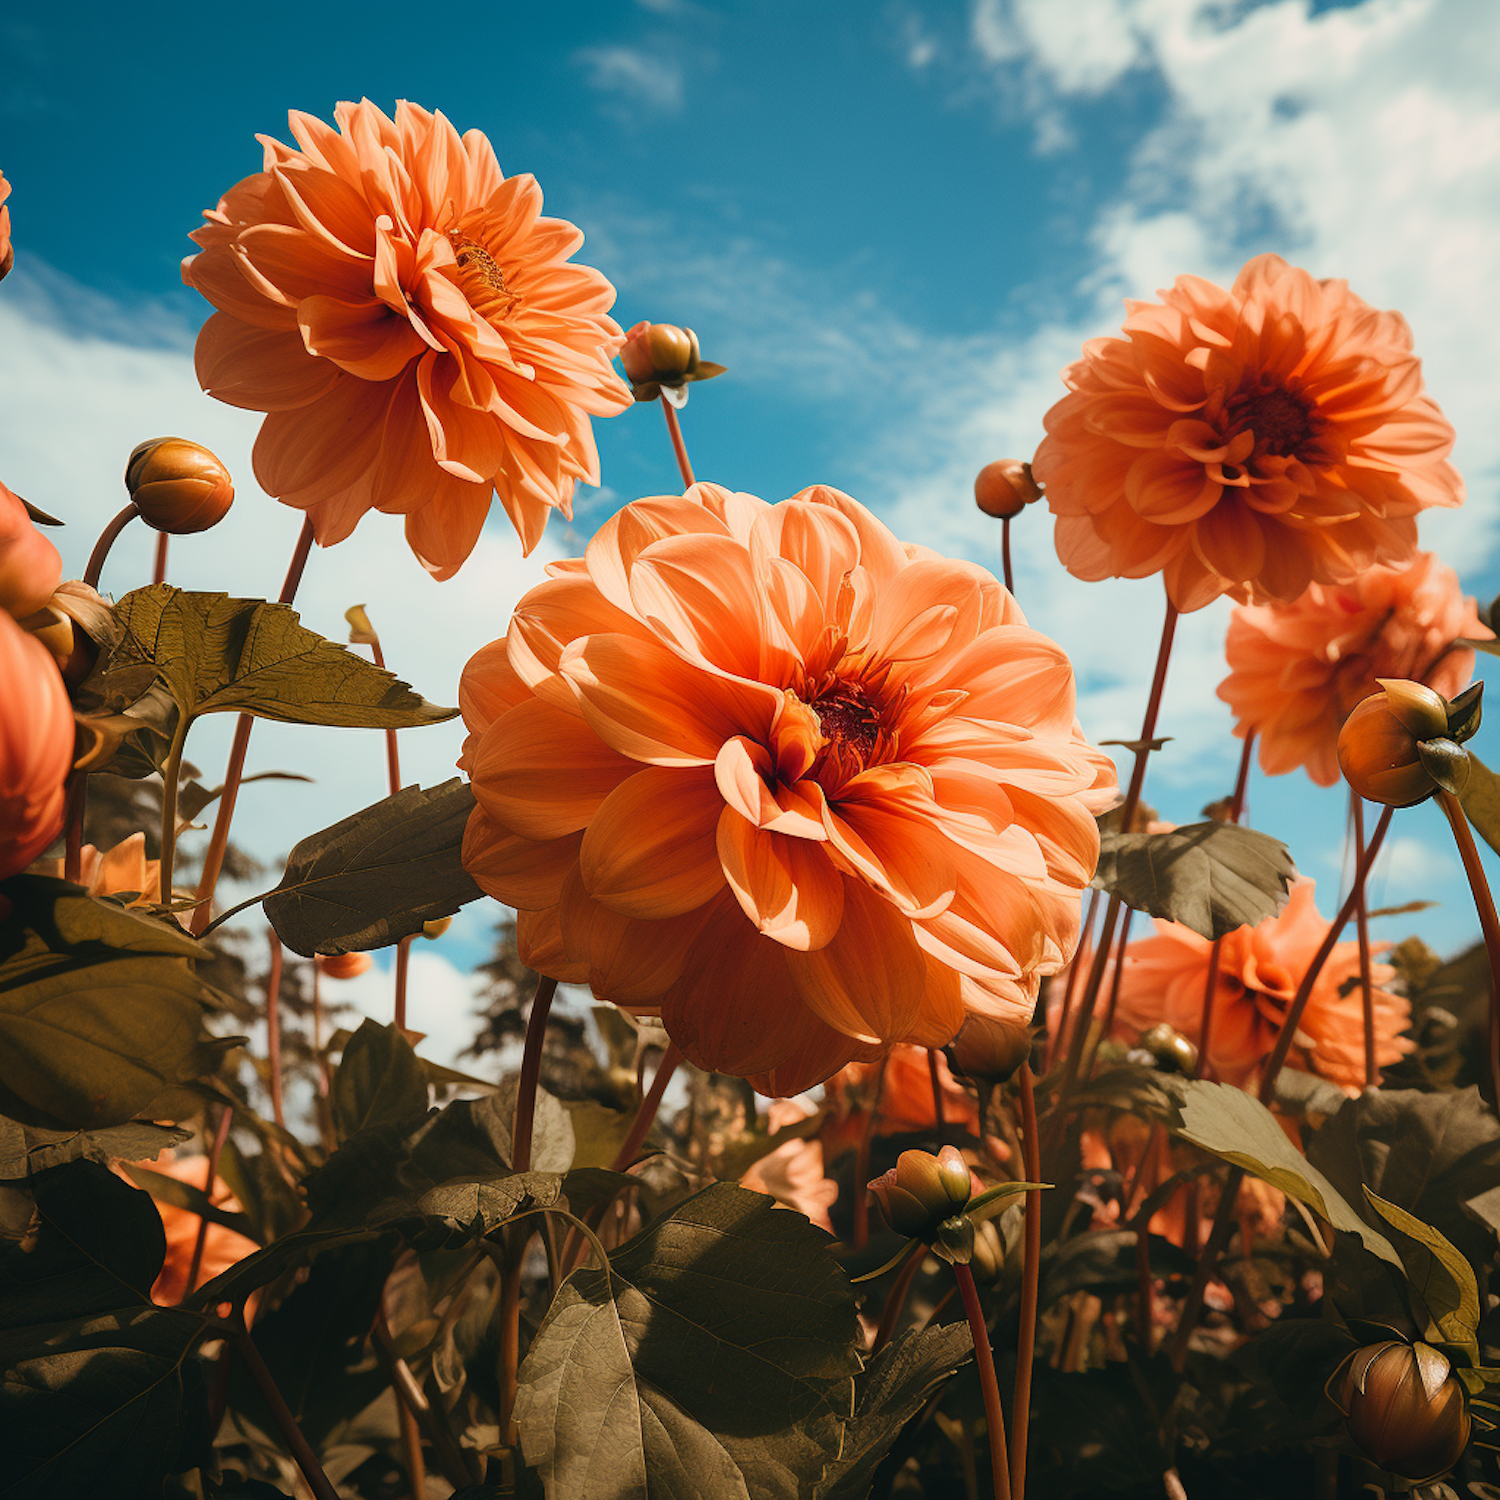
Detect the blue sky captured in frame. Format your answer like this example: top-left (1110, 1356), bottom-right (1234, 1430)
top-left (3, 0), bottom-right (1498, 1062)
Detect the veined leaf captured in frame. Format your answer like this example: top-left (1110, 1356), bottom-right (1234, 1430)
top-left (1460, 752), bottom-right (1500, 858)
top-left (263, 780), bottom-right (483, 955)
top-left (1363, 1187), bottom-right (1482, 1360)
top-left (107, 584), bottom-right (456, 728)
top-left (1092, 820), bottom-right (1296, 939)
top-left (0, 1118), bottom-right (191, 1182)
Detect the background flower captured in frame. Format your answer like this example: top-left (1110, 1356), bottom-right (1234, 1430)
top-left (1111, 879), bottom-right (1411, 1092)
top-left (1034, 254), bottom-right (1463, 612)
top-left (460, 482), bottom-right (1115, 1095)
top-left (0, 477), bottom-right (61, 619)
top-left (1218, 552), bottom-right (1489, 786)
top-left (183, 99), bottom-right (631, 577)
top-left (821, 1044), bottom-right (980, 1158)
top-left (0, 608), bottom-right (73, 880)
top-left (39, 832), bottom-right (160, 903)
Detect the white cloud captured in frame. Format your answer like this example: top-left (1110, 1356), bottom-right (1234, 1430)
top-left (575, 45), bottom-right (685, 114)
top-left (975, 0), bottom-right (1145, 94)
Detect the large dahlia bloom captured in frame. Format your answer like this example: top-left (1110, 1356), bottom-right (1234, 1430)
top-left (1111, 880), bottom-right (1411, 1093)
top-left (1218, 552), bottom-right (1489, 786)
top-left (1034, 254), bottom-right (1462, 612)
top-left (183, 100), bottom-right (631, 576)
top-left (460, 483), bottom-right (1116, 1096)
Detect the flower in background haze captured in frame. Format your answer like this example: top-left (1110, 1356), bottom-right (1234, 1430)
top-left (0, 609), bottom-right (73, 881)
top-left (40, 833), bottom-right (160, 903)
top-left (1218, 552), bottom-right (1488, 786)
top-left (1111, 879), bottom-right (1411, 1093)
top-left (0, 169), bottom-right (13, 281)
top-left (1034, 254), bottom-right (1462, 612)
top-left (821, 1044), bottom-right (980, 1158)
top-left (183, 99), bottom-right (631, 577)
top-left (741, 1098), bottom-right (838, 1232)
top-left (460, 482), bottom-right (1115, 1096)
top-left (134, 1155), bottom-right (257, 1306)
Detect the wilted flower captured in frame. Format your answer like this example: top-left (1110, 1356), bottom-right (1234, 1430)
top-left (460, 482), bottom-right (1115, 1095)
top-left (974, 460), bottom-right (1041, 520)
top-left (1336, 1341), bottom-right (1471, 1482)
top-left (1111, 880), bottom-right (1411, 1092)
top-left (1218, 553), bottom-right (1488, 786)
top-left (0, 169), bottom-right (12, 282)
top-left (1338, 679), bottom-right (1474, 807)
top-left (183, 99), bottom-right (631, 575)
top-left (0, 478), bottom-right (62, 620)
top-left (126, 438), bottom-right (235, 534)
top-left (1034, 254), bottom-right (1462, 612)
top-left (0, 610), bottom-right (73, 881)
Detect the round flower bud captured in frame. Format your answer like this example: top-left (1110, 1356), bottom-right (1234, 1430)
top-left (974, 460), bottom-right (1042, 519)
top-left (621, 322), bottom-right (696, 385)
top-left (316, 952), bottom-right (373, 980)
top-left (1338, 692), bottom-right (1451, 807)
top-left (868, 1146), bottom-right (975, 1240)
top-left (0, 478), bottom-right (62, 620)
top-left (1337, 1341), bottom-right (1470, 1482)
top-left (1138, 1023), bottom-right (1199, 1076)
top-left (947, 1015), bottom-right (1033, 1085)
top-left (1378, 678), bottom-right (1450, 740)
top-left (125, 438), bottom-right (234, 535)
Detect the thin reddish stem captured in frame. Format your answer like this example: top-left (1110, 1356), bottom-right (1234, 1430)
top-left (189, 517), bottom-right (315, 935)
top-left (956, 1261), bottom-right (1012, 1500)
top-left (1011, 1063), bottom-right (1042, 1500)
top-left (61, 772), bottom-right (87, 884)
top-left (265, 932), bottom-right (285, 1131)
top-left (1049, 888), bottom-right (1099, 1068)
top-left (927, 1048), bottom-right (948, 1142)
top-left (511, 975), bottom-right (559, 1173)
top-left (1437, 790), bottom-right (1500, 1106)
top-left (853, 1054), bottom-right (891, 1251)
top-left (661, 397), bottom-right (695, 488)
top-left (398, 1393), bottom-right (426, 1500)
top-left (152, 531), bottom-right (169, 586)
top-left (82, 502), bottom-right (139, 589)
top-left (393, 936), bottom-right (413, 1034)
top-left (610, 1041), bottom-right (683, 1171)
top-left (1100, 907), bottom-right (1134, 1043)
top-left (1001, 517), bottom-right (1014, 596)
top-left (184, 1104), bottom-right (234, 1297)
top-left (872, 1246), bottom-right (923, 1354)
top-left (1351, 792), bottom-right (1377, 1088)
top-left (368, 637), bottom-right (403, 797)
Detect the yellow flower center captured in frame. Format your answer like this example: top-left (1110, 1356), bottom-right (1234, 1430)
top-left (449, 232), bottom-right (520, 324)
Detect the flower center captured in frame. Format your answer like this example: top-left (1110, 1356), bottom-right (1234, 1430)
top-left (1233, 385), bottom-right (1314, 458)
top-left (812, 680), bottom-right (884, 778)
top-left (449, 232), bottom-right (520, 323)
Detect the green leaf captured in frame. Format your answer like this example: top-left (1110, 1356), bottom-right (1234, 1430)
top-left (332, 1020), bottom-right (430, 1142)
top-left (516, 1182), bottom-right (863, 1500)
top-left (1362, 1187), bottom-right (1482, 1359)
top-left (263, 780), bottom-right (484, 955)
top-left (107, 584), bottom-right (457, 728)
top-left (0, 876), bottom-right (227, 1129)
top-left (815, 1325), bottom-right (973, 1500)
top-left (1092, 820), bottom-right (1296, 939)
top-left (1460, 751), bottom-right (1500, 857)
top-left (1168, 1079), bottom-right (1401, 1267)
top-left (0, 1117), bottom-right (191, 1182)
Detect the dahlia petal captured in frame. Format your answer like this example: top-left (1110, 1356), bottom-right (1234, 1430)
top-left (581, 766), bottom-right (726, 919)
top-left (824, 771), bottom-right (958, 919)
top-left (298, 294), bottom-right (423, 380)
top-left (253, 371), bottom-right (387, 505)
top-left (897, 954), bottom-right (966, 1048)
top-left (458, 638), bottom-right (530, 740)
top-left (196, 313), bottom-right (339, 411)
top-left (184, 243), bottom-right (298, 331)
top-left (749, 499), bottom-right (862, 613)
top-left (716, 807), bottom-right (845, 951)
top-left (462, 817), bottom-right (582, 910)
top-left (745, 1017), bottom-right (874, 1098)
top-left (936, 626), bottom-right (1078, 737)
top-left (469, 697), bottom-right (636, 840)
top-left (517, 904), bottom-right (589, 984)
top-left (236, 222), bottom-right (369, 306)
top-left (586, 495), bottom-right (733, 615)
top-left (404, 476), bottom-right (495, 577)
top-left (789, 485), bottom-right (910, 583)
top-left (1125, 449), bottom-right (1221, 524)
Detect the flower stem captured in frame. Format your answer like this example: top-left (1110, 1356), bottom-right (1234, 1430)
top-left (1011, 1063), bottom-right (1042, 1500)
top-left (1100, 907), bottom-right (1134, 1042)
top-left (872, 1245), bottom-right (923, 1354)
top-left (928, 1048), bottom-right (948, 1143)
top-left (265, 932), bottom-right (286, 1131)
top-left (1049, 888), bottom-right (1099, 1069)
top-left (1351, 792), bottom-right (1377, 1088)
top-left (511, 974), bottom-right (559, 1173)
top-left (82, 502), bottom-right (140, 589)
top-left (157, 713), bottom-right (190, 909)
top-left (1001, 518), bottom-right (1014, 596)
top-left (955, 1261), bottom-right (1012, 1500)
top-left (661, 397), bottom-right (696, 488)
top-left (610, 1041), bottom-right (683, 1171)
top-left (393, 936), bottom-right (413, 1033)
top-left (1437, 789), bottom-right (1500, 1106)
top-left (62, 772), bottom-right (87, 883)
top-left (853, 1054), bottom-right (891, 1251)
top-left (152, 532), bottom-right (169, 586)
top-left (183, 1103), bottom-right (234, 1297)
top-left (189, 517), bottom-right (315, 935)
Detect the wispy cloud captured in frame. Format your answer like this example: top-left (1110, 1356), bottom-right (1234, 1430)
top-left (575, 44), bottom-right (685, 115)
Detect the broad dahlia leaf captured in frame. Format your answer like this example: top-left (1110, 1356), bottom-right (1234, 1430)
top-left (1092, 819), bottom-right (1296, 939)
top-left (106, 584), bottom-right (457, 729)
top-left (263, 779), bottom-right (483, 955)
top-left (0, 1118), bottom-right (190, 1181)
top-left (330, 1019), bottom-right (429, 1143)
top-left (1169, 1079), bottom-right (1402, 1268)
top-left (0, 876), bottom-right (232, 1130)
top-left (1458, 751), bottom-right (1500, 857)
top-left (515, 1182), bottom-right (863, 1500)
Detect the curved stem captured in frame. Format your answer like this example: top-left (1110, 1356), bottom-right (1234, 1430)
top-left (955, 1261), bottom-right (1012, 1500)
top-left (661, 397), bottom-right (696, 488)
top-left (1049, 889), bottom-right (1099, 1069)
top-left (157, 713), bottom-right (190, 908)
top-left (1351, 792), bottom-right (1377, 1088)
top-left (872, 1244), bottom-right (924, 1354)
top-left (82, 502), bottom-right (139, 589)
top-left (393, 936), bottom-right (413, 1034)
top-left (928, 1048), bottom-right (948, 1143)
top-left (1001, 517), bottom-right (1014, 596)
top-left (610, 1041), bottom-right (683, 1171)
top-left (183, 1104), bottom-right (234, 1297)
top-left (152, 531), bottom-right (169, 586)
top-left (265, 932), bottom-right (285, 1131)
top-left (511, 975), bottom-right (559, 1173)
top-left (498, 1249), bottom-right (526, 1444)
top-left (189, 517), bottom-right (316, 936)
top-left (1437, 789), bottom-right (1500, 1106)
top-left (853, 1054), bottom-right (891, 1251)
top-left (1011, 1063), bottom-right (1042, 1500)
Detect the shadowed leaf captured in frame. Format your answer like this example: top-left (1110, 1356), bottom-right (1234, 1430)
top-left (1092, 820), bottom-right (1296, 939)
top-left (0, 1118), bottom-right (191, 1181)
top-left (1363, 1188), bottom-right (1482, 1359)
top-left (1460, 751), bottom-right (1500, 857)
top-left (331, 1020), bottom-right (429, 1142)
top-left (263, 780), bottom-right (483, 955)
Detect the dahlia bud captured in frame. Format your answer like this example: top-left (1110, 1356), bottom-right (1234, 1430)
top-left (1137, 1023), bottom-right (1199, 1076)
top-left (1336, 1341), bottom-right (1470, 1482)
top-left (125, 438), bottom-right (234, 534)
top-left (1339, 680), bottom-right (1471, 807)
top-left (868, 1145), bottom-right (974, 1239)
top-left (619, 321), bottom-right (726, 402)
top-left (316, 952), bottom-right (372, 980)
top-left (974, 460), bottom-right (1042, 519)
top-left (946, 1015), bottom-right (1033, 1085)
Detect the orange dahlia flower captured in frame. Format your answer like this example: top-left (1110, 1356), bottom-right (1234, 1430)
top-left (0, 608), bottom-right (73, 881)
top-left (183, 100), bottom-right (631, 575)
top-left (1034, 254), bottom-right (1462, 612)
top-left (821, 1044), bottom-right (980, 1158)
top-left (1111, 880), bottom-right (1411, 1093)
top-left (0, 168), bottom-right (12, 281)
top-left (459, 482), bottom-right (1116, 1096)
top-left (1218, 552), bottom-right (1489, 786)
top-left (40, 832), bottom-right (160, 903)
